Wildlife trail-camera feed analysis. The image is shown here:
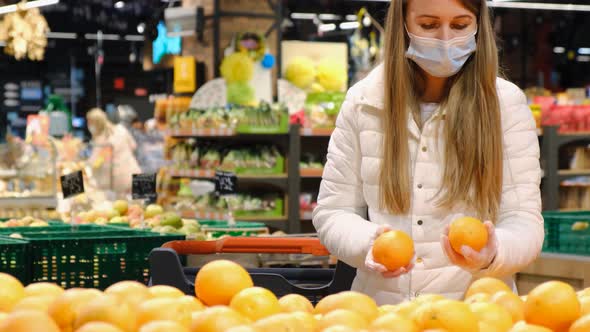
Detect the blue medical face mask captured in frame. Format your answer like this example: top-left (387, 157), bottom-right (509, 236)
top-left (405, 28), bottom-right (478, 78)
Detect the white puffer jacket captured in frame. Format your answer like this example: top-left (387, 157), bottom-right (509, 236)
top-left (313, 64), bottom-right (543, 305)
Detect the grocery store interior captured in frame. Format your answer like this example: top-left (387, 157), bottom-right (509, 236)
top-left (1, 0), bottom-right (590, 331)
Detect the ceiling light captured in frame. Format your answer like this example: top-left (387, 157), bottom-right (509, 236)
top-left (84, 33), bottom-right (120, 41)
top-left (124, 35), bottom-right (145, 41)
top-left (340, 21), bottom-right (360, 30)
top-left (114, 1), bottom-right (125, 9)
top-left (553, 46), bottom-right (565, 54)
top-left (137, 23), bottom-right (145, 34)
top-left (318, 23), bottom-right (336, 33)
top-left (318, 13), bottom-right (341, 21)
top-left (291, 13), bottom-right (317, 20)
top-left (576, 55), bottom-right (590, 62)
top-left (487, 1), bottom-right (590, 12)
top-left (579, 48), bottom-right (590, 55)
top-left (0, 0), bottom-right (59, 15)
top-left (46, 32), bottom-right (77, 39)
top-left (345, 15), bottom-right (357, 21)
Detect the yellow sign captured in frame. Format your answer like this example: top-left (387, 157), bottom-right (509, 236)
top-left (174, 56), bottom-right (196, 93)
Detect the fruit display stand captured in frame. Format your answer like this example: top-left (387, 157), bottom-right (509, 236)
top-left (150, 237), bottom-right (355, 304)
top-left (0, 224), bottom-right (183, 288)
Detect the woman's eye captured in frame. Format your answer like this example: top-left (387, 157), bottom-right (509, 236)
top-left (420, 24), bottom-right (438, 30)
top-left (452, 24), bottom-right (469, 30)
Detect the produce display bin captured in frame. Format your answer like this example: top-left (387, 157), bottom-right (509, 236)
top-left (149, 237), bottom-right (355, 304)
top-left (542, 211), bottom-right (590, 254)
top-left (199, 220), bottom-right (269, 238)
top-left (0, 237), bottom-right (30, 283)
top-left (0, 225), bottom-right (183, 288)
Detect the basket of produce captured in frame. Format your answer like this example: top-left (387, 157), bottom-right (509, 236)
top-left (542, 210), bottom-right (590, 254)
top-left (149, 237), bottom-right (355, 304)
top-left (0, 236), bottom-right (29, 283)
top-left (199, 220), bottom-right (269, 238)
top-left (0, 224), bottom-right (183, 288)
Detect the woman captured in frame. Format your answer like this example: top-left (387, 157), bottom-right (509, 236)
top-left (313, 0), bottom-right (543, 304)
top-left (86, 108), bottom-right (141, 195)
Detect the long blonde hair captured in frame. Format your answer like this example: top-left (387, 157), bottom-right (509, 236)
top-left (86, 108), bottom-right (114, 138)
top-left (380, 0), bottom-right (502, 221)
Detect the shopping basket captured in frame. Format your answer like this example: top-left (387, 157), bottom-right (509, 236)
top-left (149, 237), bottom-right (356, 304)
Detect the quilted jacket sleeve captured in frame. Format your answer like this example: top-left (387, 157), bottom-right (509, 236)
top-left (478, 82), bottom-right (544, 279)
top-left (313, 95), bottom-right (379, 269)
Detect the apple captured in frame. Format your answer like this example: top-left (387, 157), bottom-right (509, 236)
top-left (109, 216), bottom-right (128, 224)
top-left (113, 200), bottom-right (129, 215)
top-left (145, 204), bottom-right (164, 219)
top-left (160, 213), bottom-right (182, 229)
top-left (94, 217), bottom-right (108, 225)
top-left (106, 209), bottom-right (120, 219)
top-left (158, 226), bottom-right (179, 234)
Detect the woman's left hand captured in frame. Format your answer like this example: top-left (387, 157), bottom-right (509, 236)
top-left (440, 221), bottom-right (498, 272)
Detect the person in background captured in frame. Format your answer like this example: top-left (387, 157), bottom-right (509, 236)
top-left (86, 108), bottom-right (141, 195)
top-left (313, 0), bottom-right (543, 304)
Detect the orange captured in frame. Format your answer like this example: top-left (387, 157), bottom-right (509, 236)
top-left (138, 320), bottom-right (190, 332)
top-left (491, 291), bottom-right (525, 323)
top-left (417, 299), bottom-right (479, 332)
top-left (23, 282), bottom-right (64, 299)
top-left (315, 291), bottom-right (379, 322)
top-left (465, 278), bottom-right (512, 299)
top-left (12, 295), bottom-right (55, 312)
top-left (278, 294), bottom-right (314, 313)
top-left (524, 281), bottom-right (581, 331)
top-left (0, 310), bottom-right (60, 332)
top-left (148, 285), bottom-right (184, 299)
top-left (73, 295), bottom-right (135, 332)
top-left (225, 327), bottom-right (257, 332)
top-left (253, 312), bottom-right (317, 332)
top-left (464, 293), bottom-right (491, 304)
top-left (372, 230), bottom-right (414, 271)
top-left (509, 321), bottom-right (552, 332)
top-left (75, 322), bottom-right (125, 332)
top-left (137, 298), bottom-right (192, 328)
top-left (570, 315), bottom-right (590, 332)
top-left (370, 313), bottom-right (419, 332)
top-left (414, 294), bottom-right (446, 305)
top-left (321, 326), bottom-right (357, 332)
top-left (48, 288), bottom-right (103, 332)
top-left (580, 296), bottom-right (590, 316)
top-left (229, 287), bottom-right (280, 321)
top-left (448, 217), bottom-right (488, 253)
top-left (105, 281), bottom-right (152, 308)
top-left (479, 322), bottom-right (502, 332)
top-left (578, 288), bottom-right (590, 298)
top-left (469, 302), bottom-right (513, 332)
top-left (387, 301), bottom-right (419, 320)
top-left (317, 309), bottom-right (369, 330)
top-left (290, 311), bottom-right (318, 331)
top-left (194, 260), bottom-right (253, 306)
top-left (0, 273), bottom-right (24, 312)
top-left (190, 306), bottom-right (249, 332)
top-left (177, 295), bottom-right (205, 313)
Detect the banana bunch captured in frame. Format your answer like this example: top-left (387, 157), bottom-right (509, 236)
top-left (0, 4), bottom-right (49, 61)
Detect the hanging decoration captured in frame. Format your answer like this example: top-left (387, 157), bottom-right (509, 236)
top-left (0, 1), bottom-right (50, 61)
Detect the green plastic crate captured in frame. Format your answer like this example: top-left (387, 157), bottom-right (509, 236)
top-left (0, 225), bottom-right (182, 288)
top-left (0, 237), bottom-right (29, 283)
top-left (542, 211), bottom-right (590, 254)
top-left (199, 220), bottom-right (268, 238)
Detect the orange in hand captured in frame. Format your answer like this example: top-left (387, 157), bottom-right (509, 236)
top-left (372, 230), bottom-right (414, 271)
top-left (448, 217), bottom-right (488, 254)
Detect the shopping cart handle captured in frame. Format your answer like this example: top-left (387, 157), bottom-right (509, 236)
top-left (162, 237), bottom-right (330, 256)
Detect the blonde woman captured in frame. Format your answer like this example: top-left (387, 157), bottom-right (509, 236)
top-left (313, 0), bottom-right (543, 304)
top-left (86, 108), bottom-right (141, 195)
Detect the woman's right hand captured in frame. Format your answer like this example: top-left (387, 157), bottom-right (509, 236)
top-left (365, 225), bottom-right (414, 278)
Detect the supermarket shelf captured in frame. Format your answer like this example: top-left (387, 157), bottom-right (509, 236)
top-left (558, 169), bottom-right (590, 179)
top-left (180, 210), bottom-right (288, 223)
top-left (165, 128), bottom-right (289, 138)
top-left (556, 131), bottom-right (590, 146)
top-left (558, 208), bottom-right (590, 212)
top-left (300, 168), bottom-right (324, 178)
top-left (168, 169), bottom-right (288, 180)
top-left (300, 128), bottom-right (334, 137)
top-left (0, 196), bottom-right (57, 208)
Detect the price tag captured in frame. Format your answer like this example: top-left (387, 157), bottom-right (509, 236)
top-left (215, 171), bottom-right (237, 195)
top-left (60, 171), bottom-right (85, 199)
top-left (132, 173), bottom-right (157, 201)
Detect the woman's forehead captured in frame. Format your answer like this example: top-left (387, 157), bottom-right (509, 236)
top-left (407, 0), bottom-right (475, 18)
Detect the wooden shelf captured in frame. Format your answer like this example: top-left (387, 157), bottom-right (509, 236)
top-left (300, 168), bottom-right (324, 178)
top-left (300, 128), bottom-right (334, 137)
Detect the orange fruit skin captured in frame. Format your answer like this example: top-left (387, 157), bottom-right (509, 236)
top-left (448, 217), bottom-right (488, 253)
top-left (491, 291), bottom-right (525, 323)
top-left (0, 310), bottom-right (60, 332)
top-left (138, 320), bottom-right (190, 332)
top-left (464, 293), bottom-right (491, 304)
top-left (23, 282), bottom-right (64, 299)
top-left (317, 309), bottom-right (369, 330)
top-left (75, 322), bottom-right (125, 332)
top-left (105, 281), bottom-right (152, 308)
top-left (417, 300), bottom-right (479, 332)
top-left (48, 288), bottom-right (103, 332)
top-left (372, 230), bottom-right (414, 271)
top-left (190, 306), bottom-right (249, 332)
top-left (314, 291), bottom-right (379, 322)
top-left (73, 295), bottom-right (135, 332)
top-left (253, 312), bottom-right (317, 332)
top-left (136, 298), bottom-right (192, 328)
top-left (509, 321), bottom-right (553, 332)
top-left (524, 281), bottom-right (581, 331)
top-left (469, 302), bottom-right (513, 332)
top-left (177, 295), bottom-right (205, 313)
top-left (465, 277), bottom-right (512, 299)
top-left (370, 312), bottom-right (419, 332)
top-left (321, 326), bottom-right (357, 332)
top-left (229, 287), bottom-right (281, 321)
top-left (0, 273), bottom-right (24, 312)
top-left (570, 315), bottom-right (590, 332)
top-left (278, 294), bottom-right (314, 313)
top-left (194, 260), bottom-right (254, 306)
top-left (580, 296), bottom-right (590, 316)
top-left (148, 285), bottom-right (184, 299)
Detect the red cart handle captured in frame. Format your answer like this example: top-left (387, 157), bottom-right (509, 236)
top-left (162, 237), bottom-right (330, 256)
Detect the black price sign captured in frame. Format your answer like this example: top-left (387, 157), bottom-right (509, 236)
top-left (61, 171), bottom-right (84, 199)
top-left (215, 171), bottom-right (237, 195)
top-left (132, 173), bottom-right (157, 200)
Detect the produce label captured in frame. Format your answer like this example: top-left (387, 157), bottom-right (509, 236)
top-left (61, 171), bottom-right (85, 199)
top-left (132, 173), bottom-right (157, 201)
top-left (215, 171), bottom-right (237, 195)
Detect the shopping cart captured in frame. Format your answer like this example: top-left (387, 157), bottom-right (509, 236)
top-left (149, 237), bottom-right (356, 304)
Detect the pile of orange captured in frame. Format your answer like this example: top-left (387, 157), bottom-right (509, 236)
top-left (0, 255), bottom-right (588, 332)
